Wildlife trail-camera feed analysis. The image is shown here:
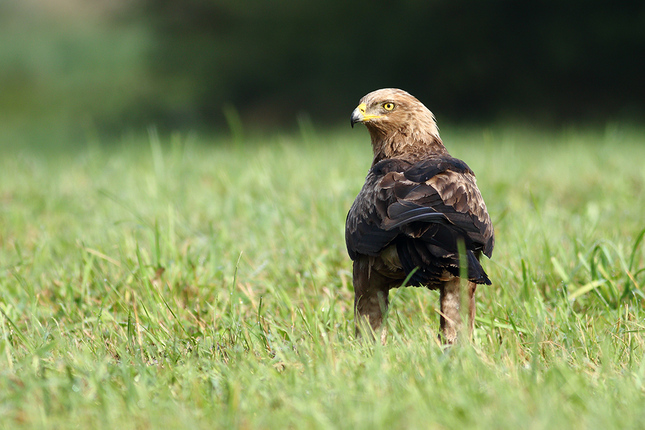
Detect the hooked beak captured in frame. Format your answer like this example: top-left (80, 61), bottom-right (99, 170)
top-left (350, 103), bottom-right (365, 128)
top-left (350, 102), bottom-right (382, 128)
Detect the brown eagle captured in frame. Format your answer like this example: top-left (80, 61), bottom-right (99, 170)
top-left (346, 88), bottom-right (494, 343)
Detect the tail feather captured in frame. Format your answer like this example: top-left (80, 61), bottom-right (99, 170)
top-left (396, 237), bottom-right (491, 287)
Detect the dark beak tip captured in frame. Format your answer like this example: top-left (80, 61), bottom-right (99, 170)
top-left (350, 111), bottom-right (361, 128)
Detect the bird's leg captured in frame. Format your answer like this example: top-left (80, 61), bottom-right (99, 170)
top-left (439, 278), bottom-right (477, 344)
top-left (353, 258), bottom-right (390, 340)
top-left (467, 281), bottom-right (477, 338)
top-left (355, 289), bottom-right (389, 341)
top-left (439, 278), bottom-right (461, 344)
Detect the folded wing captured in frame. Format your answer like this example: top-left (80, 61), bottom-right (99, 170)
top-left (345, 156), bottom-right (494, 286)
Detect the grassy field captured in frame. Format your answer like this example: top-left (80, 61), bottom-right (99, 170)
top-left (1, 125), bottom-right (645, 429)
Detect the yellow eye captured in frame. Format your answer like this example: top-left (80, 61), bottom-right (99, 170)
top-left (383, 102), bottom-right (395, 111)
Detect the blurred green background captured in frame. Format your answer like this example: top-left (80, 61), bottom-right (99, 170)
top-left (2, 0), bottom-right (644, 145)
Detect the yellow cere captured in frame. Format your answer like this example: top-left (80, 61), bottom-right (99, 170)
top-left (355, 102), bottom-right (384, 121)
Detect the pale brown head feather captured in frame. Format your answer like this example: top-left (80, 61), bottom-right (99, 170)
top-left (355, 88), bottom-right (448, 164)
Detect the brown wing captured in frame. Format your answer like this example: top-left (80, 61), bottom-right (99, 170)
top-left (345, 158), bottom-right (419, 260)
top-left (345, 156), bottom-right (494, 286)
top-left (420, 168), bottom-right (494, 258)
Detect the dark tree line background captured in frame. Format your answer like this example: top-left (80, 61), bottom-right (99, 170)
top-left (139, 0), bottom-right (645, 129)
top-left (1, 0), bottom-right (644, 142)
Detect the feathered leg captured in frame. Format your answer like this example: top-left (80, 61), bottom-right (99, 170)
top-left (353, 257), bottom-right (390, 340)
top-left (467, 281), bottom-right (477, 336)
top-left (439, 278), bottom-right (477, 344)
top-left (439, 278), bottom-right (461, 344)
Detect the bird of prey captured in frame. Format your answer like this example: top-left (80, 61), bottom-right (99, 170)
top-left (346, 88), bottom-right (494, 343)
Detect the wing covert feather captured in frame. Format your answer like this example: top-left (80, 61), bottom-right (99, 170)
top-left (345, 156), bottom-right (494, 265)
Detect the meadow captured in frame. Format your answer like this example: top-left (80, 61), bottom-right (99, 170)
top-left (1, 125), bottom-right (645, 429)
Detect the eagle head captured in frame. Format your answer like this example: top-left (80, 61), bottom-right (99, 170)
top-left (350, 88), bottom-right (443, 160)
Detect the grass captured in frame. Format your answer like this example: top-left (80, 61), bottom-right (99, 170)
top-left (1, 125), bottom-right (645, 429)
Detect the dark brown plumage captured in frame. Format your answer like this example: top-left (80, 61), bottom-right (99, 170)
top-left (346, 88), bottom-right (494, 343)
